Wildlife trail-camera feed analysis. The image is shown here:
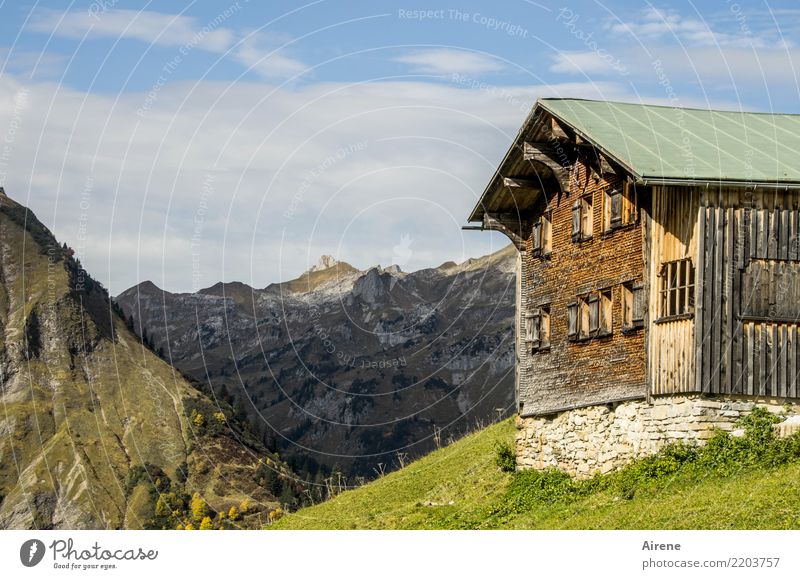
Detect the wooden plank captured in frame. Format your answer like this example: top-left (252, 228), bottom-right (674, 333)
top-left (703, 207), bottom-right (715, 392)
top-left (749, 207), bottom-right (757, 260)
top-left (712, 206), bottom-right (724, 394)
top-left (745, 322), bottom-right (754, 396)
top-left (790, 325), bottom-right (797, 399)
top-left (724, 207), bottom-right (735, 394)
top-left (794, 209), bottom-right (800, 260)
top-left (781, 208), bottom-right (790, 260)
top-left (768, 208), bottom-right (777, 259)
top-left (781, 324), bottom-right (789, 398)
top-left (759, 323), bottom-right (768, 396)
top-left (770, 323), bottom-right (778, 397)
top-left (694, 204), bottom-right (706, 393)
top-left (732, 208), bottom-right (744, 394)
top-left (760, 209), bottom-right (769, 259)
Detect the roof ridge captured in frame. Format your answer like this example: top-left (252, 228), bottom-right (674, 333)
top-left (538, 97), bottom-right (800, 117)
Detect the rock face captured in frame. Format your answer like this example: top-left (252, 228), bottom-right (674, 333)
top-left (116, 245), bottom-right (517, 477)
top-left (0, 194), bottom-right (293, 529)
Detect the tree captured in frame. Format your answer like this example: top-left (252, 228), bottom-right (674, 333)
top-left (239, 498), bottom-right (251, 514)
top-left (227, 505), bottom-right (239, 521)
top-left (191, 492), bottom-right (209, 522)
top-left (199, 516), bottom-right (213, 530)
top-left (126, 314), bottom-right (135, 331)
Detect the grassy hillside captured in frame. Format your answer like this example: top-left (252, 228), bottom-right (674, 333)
top-left (274, 411), bottom-right (800, 530)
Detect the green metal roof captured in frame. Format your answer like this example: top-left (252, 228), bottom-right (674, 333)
top-left (539, 98), bottom-right (800, 185)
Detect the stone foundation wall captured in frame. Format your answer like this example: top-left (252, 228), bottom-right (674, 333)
top-left (516, 394), bottom-right (798, 478)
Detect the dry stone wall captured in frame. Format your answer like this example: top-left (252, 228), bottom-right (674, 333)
top-left (516, 394), bottom-right (797, 478)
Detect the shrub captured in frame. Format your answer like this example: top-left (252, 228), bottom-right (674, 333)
top-left (494, 440), bottom-right (516, 473)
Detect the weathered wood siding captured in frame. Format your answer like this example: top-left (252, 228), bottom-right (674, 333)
top-left (648, 186), bottom-right (699, 395)
top-left (695, 188), bottom-right (800, 398)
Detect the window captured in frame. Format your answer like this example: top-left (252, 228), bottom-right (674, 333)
top-left (531, 212), bottom-right (552, 257)
top-left (659, 259), bottom-right (695, 319)
top-left (525, 305), bottom-right (550, 351)
top-left (622, 282), bottom-right (646, 330)
top-left (571, 195), bottom-right (593, 242)
top-left (567, 291), bottom-right (611, 341)
top-left (603, 182), bottom-right (638, 232)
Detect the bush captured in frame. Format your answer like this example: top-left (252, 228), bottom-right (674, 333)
top-left (494, 440), bottom-right (516, 473)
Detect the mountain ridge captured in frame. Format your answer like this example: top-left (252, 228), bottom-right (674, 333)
top-left (116, 243), bottom-right (517, 479)
top-left (0, 192), bottom-right (300, 529)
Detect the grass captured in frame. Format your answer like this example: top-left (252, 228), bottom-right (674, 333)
top-left (274, 409), bottom-right (800, 530)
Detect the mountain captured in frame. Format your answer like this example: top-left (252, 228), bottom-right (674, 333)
top-left (115, 245), bottom-right (517, 479)
top-left (0, 192), bottom-right (298, 529)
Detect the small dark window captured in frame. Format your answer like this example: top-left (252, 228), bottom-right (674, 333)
top-left (659, 259), bottom-right (695, 319)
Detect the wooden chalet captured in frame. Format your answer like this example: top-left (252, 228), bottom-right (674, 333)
top-left (468, 98), bottom-right (800, 426)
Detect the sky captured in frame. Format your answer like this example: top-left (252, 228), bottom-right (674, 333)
top-left (1, 0), bottom-right (799, 293)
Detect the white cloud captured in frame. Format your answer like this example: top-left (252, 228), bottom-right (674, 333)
top-left (27, 8), bottom-right (310, 81)
top-left (0, 72), bottom-right (631, 294)
top-left (607, 6), bottom-right (792, 49)
top-left (234, 33), bottom-right (308, 80)
top-left (29, 8), bottom-right (236, 52)
top-left (394, 49), bottom-right (506, 75)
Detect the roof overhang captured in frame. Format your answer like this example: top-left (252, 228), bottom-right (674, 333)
top-left (468, 99), bottom-right (800, 224)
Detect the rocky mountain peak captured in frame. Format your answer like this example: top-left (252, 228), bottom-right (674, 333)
top-left (309, 254), bottom-right (339, 272)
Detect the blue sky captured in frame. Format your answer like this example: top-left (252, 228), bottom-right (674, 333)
top-left (1, 0), bottom-right (799, 292)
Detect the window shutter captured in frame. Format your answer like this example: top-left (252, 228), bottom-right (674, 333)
top-left (632, 284), bottom-right (646, 326)
top-left (542, 213), bottom-right (552, 255)
top-left (531, 218), bottom-right (542, 257)
top-left (600, 291), bottom-right (612, 333)
top-left (567, 301), bottom-right (578, 339)
top-left (610, 188), bottom-right (622, 228)
top-left (588, 294), bottom-right (599, 334)
top-left (540, 308), bottom-right (550, 348)
top-left (528, 308), bottom-right (541, 349)
top-left (571, 201), bottom-right (581, 242)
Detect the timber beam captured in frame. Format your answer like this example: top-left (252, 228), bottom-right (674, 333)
top-left (482, 213), bottom-right (528, 251)
top-left (503, 177), bottom-right (541, 189)
top-left (523, 142), bottom-right (572, 193)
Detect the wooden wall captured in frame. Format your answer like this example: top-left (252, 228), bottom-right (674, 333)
top-left (648, 186), bottom-right (699, 395)
top-left (695, 187), bottom-right (800, 398)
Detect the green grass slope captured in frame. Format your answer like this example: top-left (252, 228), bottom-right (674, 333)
top-left (274, 411), bottom-right (800, 530)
